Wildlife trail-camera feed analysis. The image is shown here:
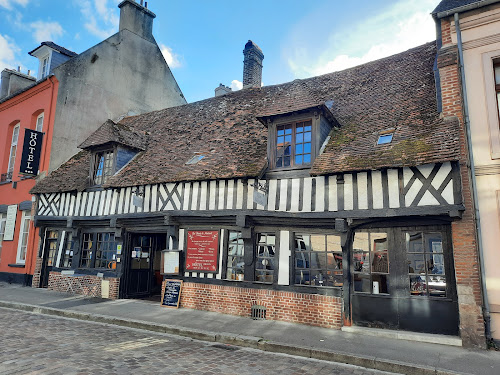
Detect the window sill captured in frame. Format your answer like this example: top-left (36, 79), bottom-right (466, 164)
top-left (264, 167), bottom-right (311, 179)
top-left (8, 263), bottom-right (25, 268)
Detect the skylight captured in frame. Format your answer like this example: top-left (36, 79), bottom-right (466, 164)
top-left (186, 154), bottom-right (205, 165)
top-left (377, 134), bottom-right (393, 145)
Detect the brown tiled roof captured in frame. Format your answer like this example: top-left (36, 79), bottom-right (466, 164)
top-left (78, 119), bottom-right (148, 150)
top-left (32, 41), bottom-right (460, 194)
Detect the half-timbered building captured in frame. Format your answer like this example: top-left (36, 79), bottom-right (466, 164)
top-left (30, 40), bottom-right (486, 347)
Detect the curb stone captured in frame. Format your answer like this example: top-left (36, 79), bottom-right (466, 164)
top-left (0, 300), bottom-right (467, 375)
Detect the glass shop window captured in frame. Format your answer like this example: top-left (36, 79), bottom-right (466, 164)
top-left (80, 232), bottom-right (118, 269)
top-left (226, 231), bottom-right (244, 281)
top-left (59, 232), bottom-right (74, 268)
top-left (46, 230), bottom-right (59, 267)
top-left (353, 232), bottom-right (389, 294)
top-left (294, 234), bottom-right (343, 287)
top-left (255, 233), bottom-right (276, 283)
top-left (406, 232), bottom-right (446, 298)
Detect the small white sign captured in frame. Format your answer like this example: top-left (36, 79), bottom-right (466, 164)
top-left (3, 205), bottom-right (17, 241)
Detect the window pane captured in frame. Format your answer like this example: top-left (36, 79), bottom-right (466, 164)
top-left (410, 275), bottom-right (428, 296)
top-left (354, 273), bottom-right (371, 293)
top-left (406, 232), bottom-right (423, 252)
top-left (372, 251), bottom-right (388, 273)
top-left (428, 275), bottom-right (447, 297)
top-left (373, 274), bottom-right (389, 294)
top-left (408, 253), bottom-right (426, 274)
top-left (427, 253), bottom-right (445, 275)
top-left (495, 65), bottom-right (500, 85)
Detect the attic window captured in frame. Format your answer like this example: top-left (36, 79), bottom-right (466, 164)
top-left (377, 133), bottom-right (393, 145)
top-left (93, 150), bottom-right (115, 185)
top-left (186, 154), bottom-right (205, 165)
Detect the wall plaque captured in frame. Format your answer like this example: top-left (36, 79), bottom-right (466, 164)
top-left (3, 205), bottom-right (17, 241)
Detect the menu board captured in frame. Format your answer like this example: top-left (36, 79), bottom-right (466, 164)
top-left (161, 279), bottom-right (183, 308)
top-left (185, 230), bottom-right (219, 272)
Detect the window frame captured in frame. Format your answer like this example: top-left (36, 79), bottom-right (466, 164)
top-left (6, 123), bottom-right (20, 180)
top-left (90, 146), bottom-right (117, 186)
top-left (0, 213), bottom-right (6, 260)
top-left (15, 210), bottom-right (31, 264)
top-left (293, 232), bottom-right (343, 288)
top-left (267, 113), bottom-right (320, 171)
top-left (39, 54), bottom-right (51, 79)
top-left (253, 231), bottom-right (278, 284)
top-left (79, 231), bottom-right (118, 270)
top-left (35, 113), bottom-right (44, 133)
top-left (225, 230), bottom-right (245, 281)
top-left (482, 52), bottom-right (500, 159)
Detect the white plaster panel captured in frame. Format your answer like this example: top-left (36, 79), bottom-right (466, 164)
top-left (191, 182), bottom-right (199, 210)
top-left (278, 230), bottom-right (290, 285)
top-left (267, 179), bottom-right (277, 211)
top-left (442, 180), bottom-right (454, 204)
top-left (372, 171), bottom-right (384, 209)
top-left (279, 179), bottom-right (288, 211)
top-left (81, 192), bottom-right (88, 216)
top-left (103, 190), bottom-right (112, 216)
top-left (290, 178), bottom-right (300, 212)
top-left (357, 172), bottom-right (368, 209)
top-left (124, 187), bottom-right (131, 213)
top-left (69, 194), bottom-right (76, 217)
top-left (144, 185), bottom-right (151, 212)
top-left (303, 177), bottom-right (312, 212)
top-left (209, 180), bottom-right (217, 210)
top-left (403, 167), bottom-right (413, 186)
top-left (182, 183), bottom-right (190, 211)
top-left (218, 181), bottom-right (225, 210)
top-left (199, 181), bottom-right (207, 210)
top-left (417, 164), bottom-right (433, 179)
top-left (226, 180), bottom-right (235, 210)
top-left (247, 179), bottom-right (255, 209)
top-left (388, 169), bottom-right (400, 208)
top-left (328, 175), bottom-right (338, 211)
top-left (150, 184), bottom-right (158, 212)
top-left (91, 191), bottom-right (99, 216)
top-left (344, 174), bottom-right (354, 210)
top-left (431, 162), bottom-right (452, 190)
top-left (172, 183), bottom-right (182, 210)
top-left (405, 178), bottom-right (422, 207)
top-left (85, 192), bottom-right (94, 216)
top-left (109, 190), bottom-right (117, 215)
top-left (419, 190), bottom-right (440, 206)
top-left (315, 176), bottom-right (325, 212)
top-left (236, 179), bottom-right (244, 209)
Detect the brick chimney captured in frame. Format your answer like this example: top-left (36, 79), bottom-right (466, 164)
top-left (118, 0), bottom-right (156, 42)
top-left (243, 40), bottom-right (264, 88)
top-left (1, 68), bottom-right (36, 99)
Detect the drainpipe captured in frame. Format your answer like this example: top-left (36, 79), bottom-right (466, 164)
top-left (454, 12), bottom-right (491, 339)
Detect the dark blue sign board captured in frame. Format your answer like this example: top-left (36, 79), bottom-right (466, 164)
top-left (161, 279), bottom-right (183, 308)
top-left (19, 129), bottom-right (43, 176)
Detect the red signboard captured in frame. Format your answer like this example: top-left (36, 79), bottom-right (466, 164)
top-left (185, 230), bottom-right (219, 272)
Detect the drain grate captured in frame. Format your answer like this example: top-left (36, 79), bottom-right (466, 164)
top-left (251, 304), bottom-right (267, 320)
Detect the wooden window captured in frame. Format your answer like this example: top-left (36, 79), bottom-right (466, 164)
top-left (226, 231), bottom-right (244, 280)
top-left (406, 232), bottom-right (446, 298)
top-left (294, 234), bottom-right (343, 287)
top-left (41, 56), bottom-right (49, 78)
top-left (0, 213), bottom-right (6, 259)
top-left (93, 150), bottom-right (115, 185)
top-left (46, 230), bottom-right (59, 267)
top-left (80, 232), bottom-right (117, 269)
top-left (275, 120), bottom-right (312, 168)
top-left (36, 113), bottom-right (44, 132)
top-left (353, 232), bottom-right (390, 294)
top-left (16, 210), bottom-right (31, 264)
top-left (255, 233), bottom-right (276, 283)
top-left (6, 123), bottom-right (20, 181)
top-left (59, 232), bottom-right (74, 268)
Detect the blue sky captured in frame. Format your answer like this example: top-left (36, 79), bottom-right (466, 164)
top-left (0, 0), bottom-right (441, 103)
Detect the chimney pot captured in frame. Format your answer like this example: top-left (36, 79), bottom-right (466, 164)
top-left (242, 40), bottom-right (264, 89)
top-left (17, 66), bottom-right (21, 72)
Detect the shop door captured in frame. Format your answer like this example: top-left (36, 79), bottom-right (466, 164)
top-left (351, 226), bottom-right (459, 336)
top-left (125, 234), bottom-right (164, 298)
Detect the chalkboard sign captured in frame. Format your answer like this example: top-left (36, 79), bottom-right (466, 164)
top-left (161, 279), bottom-right (183, 308)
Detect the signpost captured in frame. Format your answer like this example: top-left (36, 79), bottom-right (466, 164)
top-left (185, 230), bottom-right (219, 272)
top-left (19, 129), bottom-right (43, 176)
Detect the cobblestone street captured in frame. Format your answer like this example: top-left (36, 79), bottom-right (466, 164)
top-left (0, 307), bottom-right (397, 375)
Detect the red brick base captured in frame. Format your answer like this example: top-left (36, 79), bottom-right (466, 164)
top-left (31, 257), bottom-right (43, 288)
top-left (177, 282), bottom-right (342, 329)
top-left (48, 272), bottom-right (120, 299)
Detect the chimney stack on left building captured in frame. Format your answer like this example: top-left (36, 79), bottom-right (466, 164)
top-left (118, 0), bottom-right (156, 43)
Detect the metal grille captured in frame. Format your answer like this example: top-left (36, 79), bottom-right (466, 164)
top-left (251, 304), bottom-right (267, 320)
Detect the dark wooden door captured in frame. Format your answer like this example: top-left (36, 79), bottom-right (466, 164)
top-left (125, 234), bottom-right (165, 298)
top-left (40, 230), bottom-right (60, 288)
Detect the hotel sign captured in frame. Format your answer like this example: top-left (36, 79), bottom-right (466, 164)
top-left (19, 129), bottom-right (43, 176)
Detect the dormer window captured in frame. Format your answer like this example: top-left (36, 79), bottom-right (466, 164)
top-left (93, 150), bottom-right (115, 185)
top-left (276, 120), bottom-right (312, 168)
top-left (41, 56), bottom-right (49, 79)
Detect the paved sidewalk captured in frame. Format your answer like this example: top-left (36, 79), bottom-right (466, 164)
top-left (1, 282), bottom-right (499, 375)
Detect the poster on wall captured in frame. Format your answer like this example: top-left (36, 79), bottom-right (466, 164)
top-left (3, 205), bottom-right (17, 241)
top-left (185, 230), bottom-right (219, 272)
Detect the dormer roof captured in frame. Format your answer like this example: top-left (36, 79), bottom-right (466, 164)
top-left (28, 41), bottom-right (77, 58)
top-left (78, 119), bottom-right (148, 151)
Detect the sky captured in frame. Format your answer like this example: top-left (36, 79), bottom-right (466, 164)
top-left (0, 0), bottom-right (442, 103)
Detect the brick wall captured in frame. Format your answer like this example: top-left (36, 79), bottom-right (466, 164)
top-left (48, 272), bottom-right (120, 299)
top-left (31, 257), bottom-right (43, 288)
top-left (176, 282), bottom-right (342, 329)
top-left (437, 24), bottom-right (486, 348)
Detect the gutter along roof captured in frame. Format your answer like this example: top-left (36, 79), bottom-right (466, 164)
top-left (31, 42), bottom-right (461, 194)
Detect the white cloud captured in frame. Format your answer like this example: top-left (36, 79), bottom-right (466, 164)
top-left (230, 79), bottom-right (243, 91)
top-left (160, 44), bottom-right (182, 69)
top-left (0, 34), bottom-right (20, 69)
top-left (30, 21), bottom-right (64, 43)
top-left (78, 0), bottom-right (120, 39)
top-left (0, 0), bottom-right (29, 10)
top-left (287, 0), bottom-right (441, 77)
